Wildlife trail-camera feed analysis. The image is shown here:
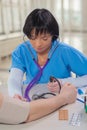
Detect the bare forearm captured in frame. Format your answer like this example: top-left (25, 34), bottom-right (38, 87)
top-left (26, 83), bottom-right (77, 122)
top-left (26, 95), bottom-right (66, 122)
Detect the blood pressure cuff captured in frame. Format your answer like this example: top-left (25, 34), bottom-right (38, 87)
top-left (0, 95), bottom-right (30, 124)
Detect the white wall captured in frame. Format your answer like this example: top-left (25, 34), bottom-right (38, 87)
top-left (81, 0), bottom-right (87, 32)
top-left (0, 36), bottom-right (23, 58)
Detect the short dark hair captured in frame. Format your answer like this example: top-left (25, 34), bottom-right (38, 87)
top-left (23, 8), bottom-right (59, 41)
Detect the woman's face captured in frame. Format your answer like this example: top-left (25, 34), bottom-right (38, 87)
top-left (29, 31), bottom-right (53, 54)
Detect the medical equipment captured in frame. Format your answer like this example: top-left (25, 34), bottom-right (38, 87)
top-left (77, 98), bottom-right (84, 103)
top-left (50, 76), bottom-right (61, 92)
top-left (59, 109), bottom-right (68, 120)
top-left (31, 76), bottom-right (61, 100)
top-left (24, 41), bottom-right (59, 101)
top-left (77, 88), bottom-right (84, 103)
top-left (84, 89), bottom-right (87, 112)
top-left (84, 95), bottom-right (87, 112)
top-left (69, 113), bottom-right (82, 126)
top-left (32, 92), bottom-right (56, 100)
top-left (80, 88), bottom-right (87, 112)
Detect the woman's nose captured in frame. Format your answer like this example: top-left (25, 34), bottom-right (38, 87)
top-left (35, 39), bottom-right (42, 46)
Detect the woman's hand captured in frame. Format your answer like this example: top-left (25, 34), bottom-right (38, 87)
top-left (13, 94), bottom-right (27, 102)
top-left (47, 81), bottom-right (61, 93)
top-left (47, 77), bottom-right (62, 93)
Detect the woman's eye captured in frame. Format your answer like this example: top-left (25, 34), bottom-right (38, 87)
top-left (42, 37), bottom-right (48, 40)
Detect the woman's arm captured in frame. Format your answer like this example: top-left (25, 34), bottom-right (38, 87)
top-left (8, 68), bottom-right (24, 97)
top-left (47, 75), bottom-right (87, 93)
top-left (61, 75), bottom-right (87, 88)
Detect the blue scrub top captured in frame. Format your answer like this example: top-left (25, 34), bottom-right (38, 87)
top-left (11, 40), bottom-right (87, 84)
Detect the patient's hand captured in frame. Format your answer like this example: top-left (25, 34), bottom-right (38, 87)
top-left (13, 94), bottom-right (27, 102)
top-left (60, 82), bottom-right (77, 104)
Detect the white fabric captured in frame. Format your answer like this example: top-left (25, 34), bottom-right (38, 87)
top-left (8, 68), bottom-right (24, 97)
top-left (61, 75), bottom-right (87, 88)
top-left (0, 95), bottom-right (29, 124)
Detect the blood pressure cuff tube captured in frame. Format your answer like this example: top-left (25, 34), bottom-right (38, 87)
top-left (0, 95), bottom-right (30, 124)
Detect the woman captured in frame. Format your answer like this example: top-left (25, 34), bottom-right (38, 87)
top-left (8, 8), bottom-right (87, 101)
top-left (0, 83), bottom-right (77, 124)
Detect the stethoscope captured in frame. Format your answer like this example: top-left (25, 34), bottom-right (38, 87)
top-left (32, 92), bottom-right (56, 100)
top-left (32, 76), bottom-right (62, 100)
top-left (23, 38), bottom-right (59, 101)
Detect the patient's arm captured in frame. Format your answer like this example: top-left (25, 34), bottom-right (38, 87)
top-left (26, 83), bottom-right (77, 122)
top-left (0, 83), bottom-right (77, 124)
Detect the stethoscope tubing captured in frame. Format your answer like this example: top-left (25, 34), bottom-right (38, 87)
top-left (24, 59), bottom-right (49, 101)
top-left (24, 40), bottom-right (59, 101)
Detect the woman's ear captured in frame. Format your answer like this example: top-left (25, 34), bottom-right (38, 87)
top-left (52, 35), bottom-right (58, 41)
